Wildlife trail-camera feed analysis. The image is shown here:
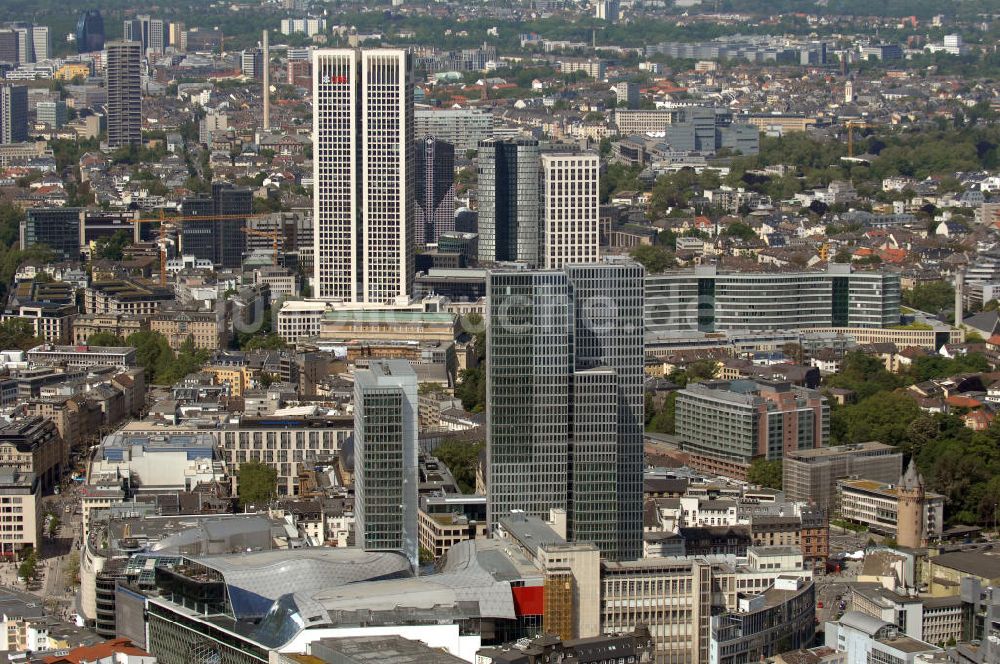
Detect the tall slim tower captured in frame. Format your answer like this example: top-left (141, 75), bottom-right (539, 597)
top-left (486, 261), bottom-right (645, 560)
top-left (896, 459), bottom-right (926, 549)
top-left (262, 30), bottom-right (270, 130)
top-left (0, 84), bottom-right (28, 144)
top-left (312, 48), bottom-right (414, 303)
top-left (414, 136), bottom-right (455, 246)
top-left (353, 360), bottom-right (418, 570)
top-left (105, 41), bottom-right (142, 148)
top-left (477, 138), bottom-right (540, 265)
top-left (541, 153), bottom-right (600, 269)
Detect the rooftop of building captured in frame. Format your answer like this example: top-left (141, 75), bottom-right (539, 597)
top-left (28, 343), bottom-right (135, 355)
top-left (840, 478), bottom-right (944, 500)
top-left (785, 441), bottom-right (898, 461)
top-left (307, 635), bottom-right (467, 663)
top-left (930, 549), bottom-right (1000, 579)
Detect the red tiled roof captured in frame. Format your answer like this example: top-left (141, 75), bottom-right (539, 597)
top-left (42, 638), bottom-right (151, 664)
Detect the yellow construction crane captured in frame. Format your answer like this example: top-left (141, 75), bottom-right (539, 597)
top-left (241, 227), bottom-right (282, 266)
top-left (129, 211), bottom-right (275, 286)
top-left (845, 119), bottom-right (874, 158)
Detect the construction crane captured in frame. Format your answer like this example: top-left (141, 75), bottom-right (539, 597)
top-left (129, 211), bottom-right (276, 286)
top-left (241, 227), bottom-right (282, 266)
top-left (845, 120), bottom-right (874, 158)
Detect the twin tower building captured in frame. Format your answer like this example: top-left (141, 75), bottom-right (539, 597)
top-left (316, 50), bottom-right (644, 566)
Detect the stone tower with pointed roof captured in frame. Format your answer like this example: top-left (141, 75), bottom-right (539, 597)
top-left (897, 459), bottom-right (926, 549)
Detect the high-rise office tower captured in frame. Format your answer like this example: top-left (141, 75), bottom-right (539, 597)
top-left (13, 26), bottom-right (33, 65)
top-left (353, 360), bottom-right (418, 570)
top-left (105, 41), bottom-right (141, 148)
top-left (0, 30), bottom-right (18, 66)
top-left (124, 16), bottom-right (163, 55)
top-left (414, 136), bottom-right (455, 246)
top-left (181, 183), bottom-right (252, 268)
top-left (241, 48), bottom-right (263, 80)
top-left (477, 137), bottom-right (540, 265)
top-left (167, 22), bottom-right (186, 52)
top-left (31, 26), bottom-right (49, 62)
top-left (0, 84), bottom-right (27, 144)
top-left (76, 10), bottom-right (105, 54)
top-left (21, 208), bottom-right (82, 260)
top-left (312, 49), bottom-right (415, 304)
top-left (36, 100), bottom-right (67, 129)
top-left (540, 153), bottom-right (600, 269)
top-left (486, 261), bottom-right (644, 560)
top-left (566, 262), bottom-right (645, 561)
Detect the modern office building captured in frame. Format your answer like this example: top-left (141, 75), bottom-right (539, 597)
top-left (312, 48), bottom-right (415, 304)
top-left (241, 48), bottom-right (264, 79)
top-left (105, 41), bottom-right (142, 148)
top-left (31, 26), bottom-right (49, 62)
top-left (123, 16), bottom-right (164, 55)
top-left (0, 84), bottom-right (27, 144)
top-left (477, 138), bottom-right (540, 265)
top-left (415, 136), bottom-right (455, 246)
top-left (353, 360), bottom-right (419, 570)
top-left (675, 379), bottom-right (829, 480)
top-left (0, 417), bottom-right (66, 493)
top-left (594, 0), bottom-right (620, 22)
top-left (181, 183), bottom-right (253, 268)
top-left (837, 477), bottom-right (944, 541)
top-left (783, 442), bottom-right (903, 515)
top-left (540, 153), bottom-right (599, 269)
top-left (0, 470), bottom-right (41, 559)
top-left (414, 108), bottom-right (493, 154)
top-left (710, 577), bottom-right (815, 664)
top-left (664, 106), bottom-right (760, 156)
top-left (36, 100), bottom-right (67, 128)
top-left (76, 10), bottom-right (105, 54)
top-left (613, 109), bottom-right (679, 134)
top-left (487, 262), bottom-right (644, 560)
top-left (645, 264), bottom-right (902, 334)
top-left (21, 207), bottom-right (82, 260)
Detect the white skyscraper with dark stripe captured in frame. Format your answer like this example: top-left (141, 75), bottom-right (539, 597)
top-left (312, 48), bottom-right (415, 304)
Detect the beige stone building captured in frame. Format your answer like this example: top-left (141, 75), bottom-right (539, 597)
top-left (0, 469), bottom-right (41, 558)
top-left (0, 417), bottom-right (66, 493)
top-left (150, 310), bottom-right (227, 351)
top-left (72, 313), bottom-right (148, 344)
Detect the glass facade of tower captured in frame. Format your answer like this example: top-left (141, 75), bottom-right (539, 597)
top-left (477, 138), bottom-right (540, 265)
top-left (487, 262), bottom-right (644, 560)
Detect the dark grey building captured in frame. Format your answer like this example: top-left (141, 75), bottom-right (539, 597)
top-left (477, 138), bottom-right (540, 265)
top-left (0, 84), bottom-right (27, 144)
top-left (0, 30), bottom-right (17, 66)
top-left (21, 208), bottom-right (82, 260)
top-left (664, 106), bottom-right (760, 156)
top-left (76, 10), bottom-right (105, 54)
top-left (414, 136), bottom-right (455, 246)
top-left (181, 183), bottom-right (252, 268)
top-left (486, 261), bottom-right (645, 561)
top-left (105, 40), bottom-right (142, 148)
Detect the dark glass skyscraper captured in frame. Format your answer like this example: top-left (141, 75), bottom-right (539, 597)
top-left (414, 136), bottom-right (455, 246)
top-left (477, 137), bottom-right (539, 265)
top-left (486, 261), bottom-right (645, 561)
top-left (75, 10), bottom-right (105, 54)
top-left (181, 183), bottom-right (252, 268)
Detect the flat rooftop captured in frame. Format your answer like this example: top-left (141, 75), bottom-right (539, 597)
top-left (786, 442), bottom-right (897, 460)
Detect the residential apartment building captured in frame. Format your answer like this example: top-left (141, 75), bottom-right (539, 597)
top-left (312, 48), bottom-right (415, 304)
top-left (105, 41), bottom-right (141, 148)
top-left (675, 379), bottom-right (829, 480)
top-left (783, 442), bottom-right (903, 515)
top-left (353, 360), bottom-right (418, 569)
top-left (645, 264), bottom-right (901, 335)
top-left (540, 153), bottom-right (599, 269)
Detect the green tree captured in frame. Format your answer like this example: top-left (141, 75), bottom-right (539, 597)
top-left (645, 392), bottom-right (676, 434)
top-left (629, 244), bottom-right (673, 273)
top-left (431, 439), bottom-right (484, 493)
top-left (18, 549), bottom-right (36, 585)
top-left (836, 391), bottom-right (921, 446)
top-left (0, 318), bottom-right (40, 350)
top-left (722, 221), bottom-right (757, 241)
top-left (84, 332), bottom-right (124, 346)
top-left (94, 230), bottom-right (132, 261)
top-left (903, 282), bottom-right (955, 315)
top-left (237, 461), bottom-right (277, 508)
top-left (747, 458), bottom-right (782, 489)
